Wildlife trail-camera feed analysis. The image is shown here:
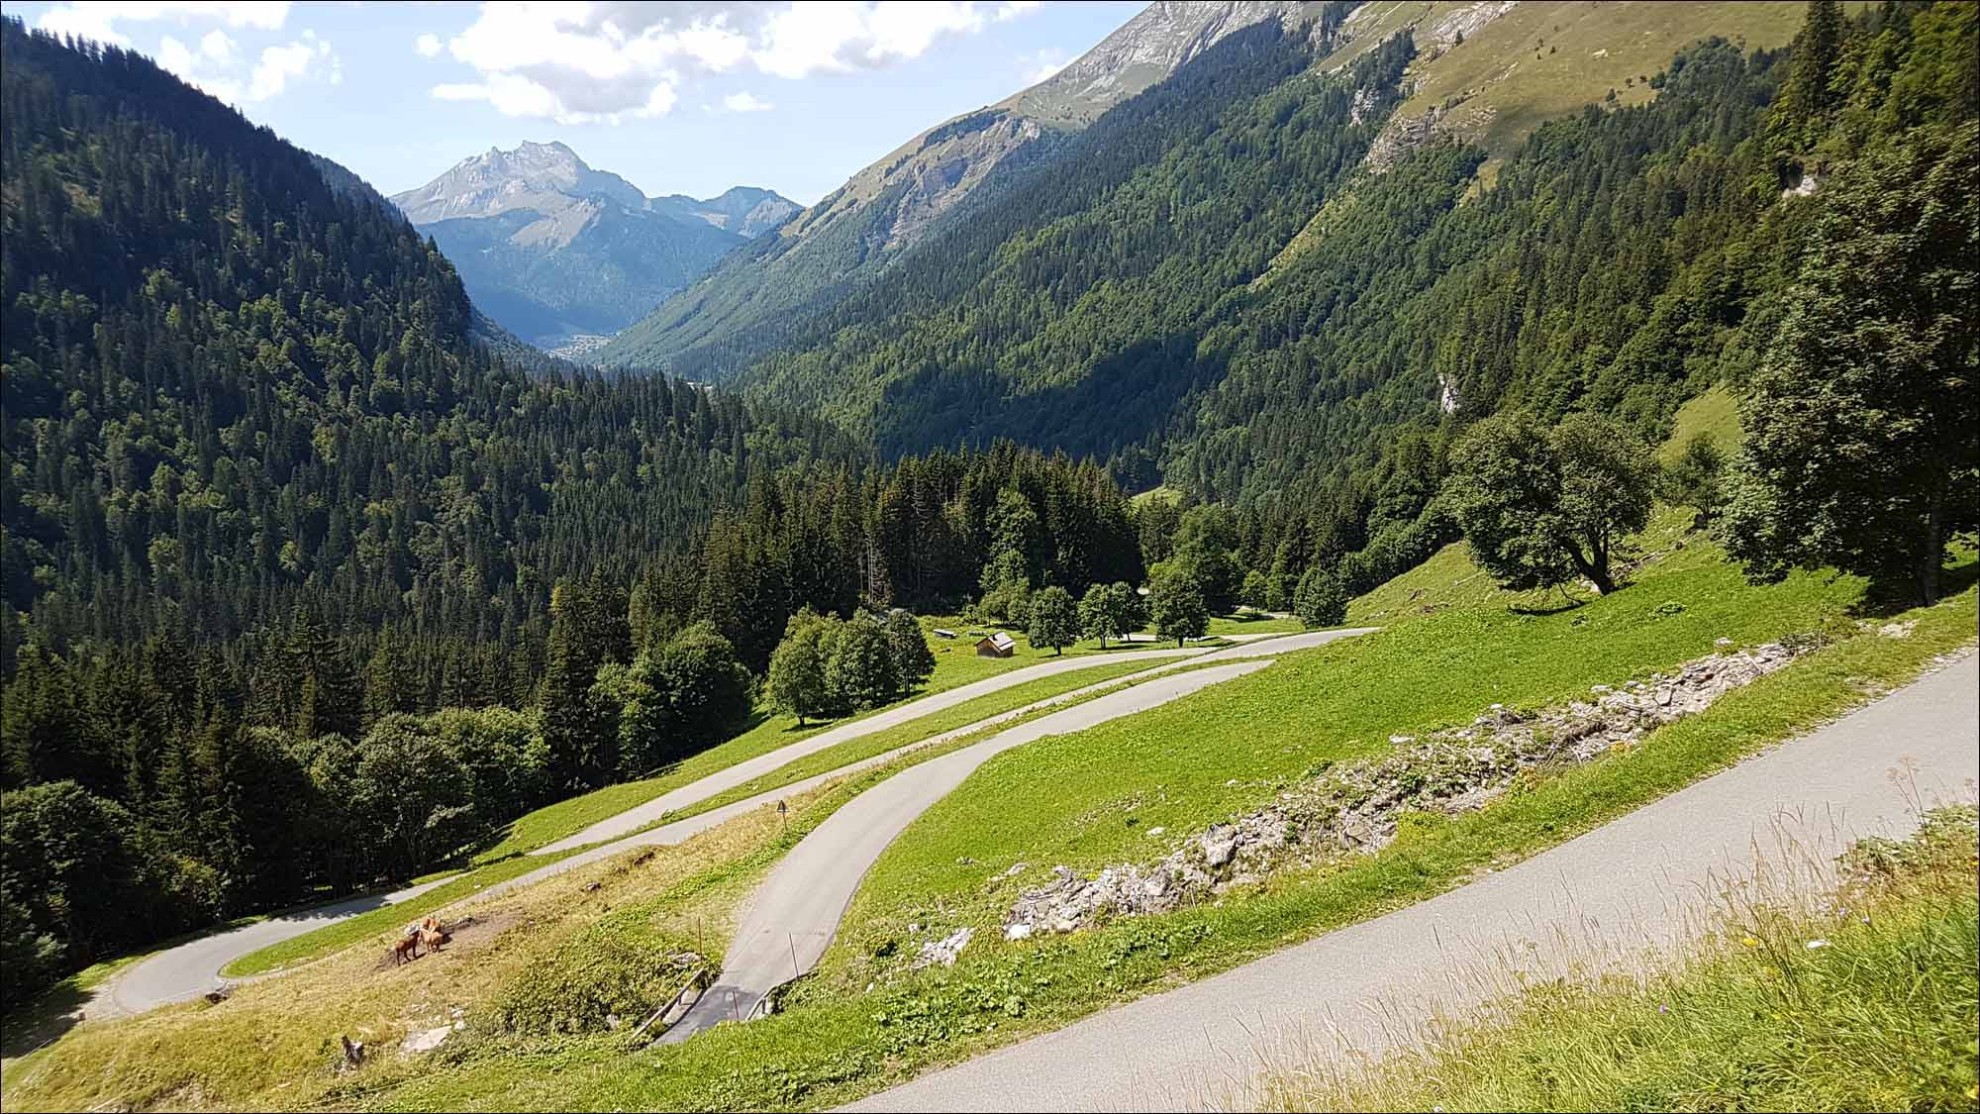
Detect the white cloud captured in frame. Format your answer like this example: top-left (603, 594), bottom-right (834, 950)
top-left (1020, 46), bottom-right (1067, 85)
top-left (36, 2), bottom-right (289, 48)
top-left (995, 2), bottom-right (1041, 22)
top-left (420, 2), bottom-right (1038, 124)
top-left (250, 32), bottom-right (339, 100)
top-left (752, 2), bottom-right (986, 80)
top-left (719, 91), bottom-right (774, 113)
top-left (155, 26), bottom-right (337, 105)
top-left (415, 33), bottom-right (445, 58)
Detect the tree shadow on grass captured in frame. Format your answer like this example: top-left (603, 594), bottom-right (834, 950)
top-left (1847, 554), bottom-right (1978, 620)
top-left (2, 978), bottom-right (87, 1058)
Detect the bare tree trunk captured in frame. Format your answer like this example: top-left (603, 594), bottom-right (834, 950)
top-left (1918, 480), bottom-right (1945, 605)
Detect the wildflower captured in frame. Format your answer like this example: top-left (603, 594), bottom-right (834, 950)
top-left (1740, 935), bottom-right (1760, 947)
top-left (1658, 1003), bottom-right (1670, 1014)
top-left (1804, 938), bottom-right (1830, 950)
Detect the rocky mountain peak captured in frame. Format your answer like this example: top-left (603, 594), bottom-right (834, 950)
top-left (391, 140), bottom-right (647, 223)
top-left (1012, 0), bottom-right (1308, 124)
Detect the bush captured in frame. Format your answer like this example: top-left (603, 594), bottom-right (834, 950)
top-left (0, 781), bottom-right (211, 1000)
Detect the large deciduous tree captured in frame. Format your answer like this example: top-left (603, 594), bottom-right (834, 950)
top-left (1027, 586), bottom-right (1078, 655)
top-left (1443, 411), bottom-right (1656, 596)
top-left (1719, 122), bottom-right (1978, 604)
top-left (1150, 573), bottom-right (1209, 647)
top-left (766, 609), bottom-right (832, 726)
top-left (1293, 565), bottom-right (1348, 628)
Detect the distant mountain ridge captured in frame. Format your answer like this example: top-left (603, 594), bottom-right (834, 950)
top-left (595, 0), bottom-right (1319, 374)
top-left (391, 141), bottom-right (796, 349)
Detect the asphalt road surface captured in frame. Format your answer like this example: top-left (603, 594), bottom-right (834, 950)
top-left (846, 652), bottom-right (1980, 1112)
top-left (537, 647), bottom-right (1208, 854)
top-left (663, 659), bottom-right (1282, 1040)
top-left (94, 629), bottom-right (1369, 1016)
top-left (102, 876), bottom-right (453, 1016)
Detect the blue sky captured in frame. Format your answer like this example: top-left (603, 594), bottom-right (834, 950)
top-left (4, 1), bottom-right (1143, 204)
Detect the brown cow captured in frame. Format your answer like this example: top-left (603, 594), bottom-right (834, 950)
top-left (390, 934), bottom-right (420, 966)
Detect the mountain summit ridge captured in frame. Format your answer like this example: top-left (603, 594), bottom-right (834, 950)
top-left (390, 142), bottom-right (798, 349)
top-left (596, 0), bottom-right (1311, 372)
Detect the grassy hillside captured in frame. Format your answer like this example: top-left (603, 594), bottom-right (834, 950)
top-left (469, 624), bottom-right (1161, 865)
top-left (1333, 1), bottom-right (1810, 164)
top-left (8, 503), bottom-right (1972, 1111)
top-left (382, 529), bottom-right (1972, 1110)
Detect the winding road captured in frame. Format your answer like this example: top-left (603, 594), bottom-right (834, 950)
top-left (102, 877), bottom-right (453, 1017)
top-left (845, 652), bottom-right (1980, 1112)
top-left (662, 661), bottom-right (1278, 1039)
top-left (537, 646), bottom-right (1205, 854)
top-left (664, 628), bottom-right (1377, 1040)
top-left (95, 630), bottom-right (1364, 1016)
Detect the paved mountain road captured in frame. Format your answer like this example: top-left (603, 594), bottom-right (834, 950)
top-left (102, 876), bottom-right (453, 1016)
top-left (846, 652), bottom-right (1980, 1112)
top-left (93, 629), bottom-right (1368, 1017)
top-left (537, 647), bottom-right (1209, 854)
top-left (663, 628), bottom-right (1377, 1039)
top-left (662, 660), bottom-right (1280, 1040)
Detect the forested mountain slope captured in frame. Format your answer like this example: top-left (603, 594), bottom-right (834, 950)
top-left (602, 0), bottom-right (1970, 610)
top-left (0, 20), bottom-right (851, 686)
top-left (593, 0), bottom-right (1333, 376)
top-left (0, 20), bottom-right (1154, 994)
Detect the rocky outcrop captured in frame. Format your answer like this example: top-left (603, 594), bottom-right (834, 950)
top-left (1006, 641), bottom-right (1800, 936)
top-left (1011, 0), bottom-right (1309, 125)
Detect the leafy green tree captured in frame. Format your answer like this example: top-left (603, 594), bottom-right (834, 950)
top-left (1720, 122), bottom-right (1978, 605)
top-left (1112, 581), bottom-right (1151, 639)
top-left (1240, 569), bottom-right (1271, 611)
top-left (826, 612), bottom-right (899, 713)
top-left (1293, 565), bottom-right (1349, 628)
top-left (429, 707), bottom-right (547, 830)
top-left (1167, 505), bottom-right (1243, 615)
top-left (882, 610), bottom-right (935, 692)
top-left (766, 609), bottom-right (832, 726)
top-left (0, 781), bottom-right (200, 1000)
top-left (351, 716), bottom-right (474, 881)
top-left (1078, 584), bottom-right (1117, 648)
top-left (1078, 581), bottom-right (1145, 648)
top-left (1443, 411), bottom-right (1655, 596)
top-left (1026, 586), bottom-right (1079, 654)
top-left (1150, 574), bottom-right (1209, 647)
top-left (1661, 433), bottom-right (1727, 521)
top-left (655, 623), bottom-right (755, 756)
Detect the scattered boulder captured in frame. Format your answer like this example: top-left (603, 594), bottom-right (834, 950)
top-left (401, 1026), bottom-right (452, 1055)
top-left (912, 927), bottom-right (974, 969)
